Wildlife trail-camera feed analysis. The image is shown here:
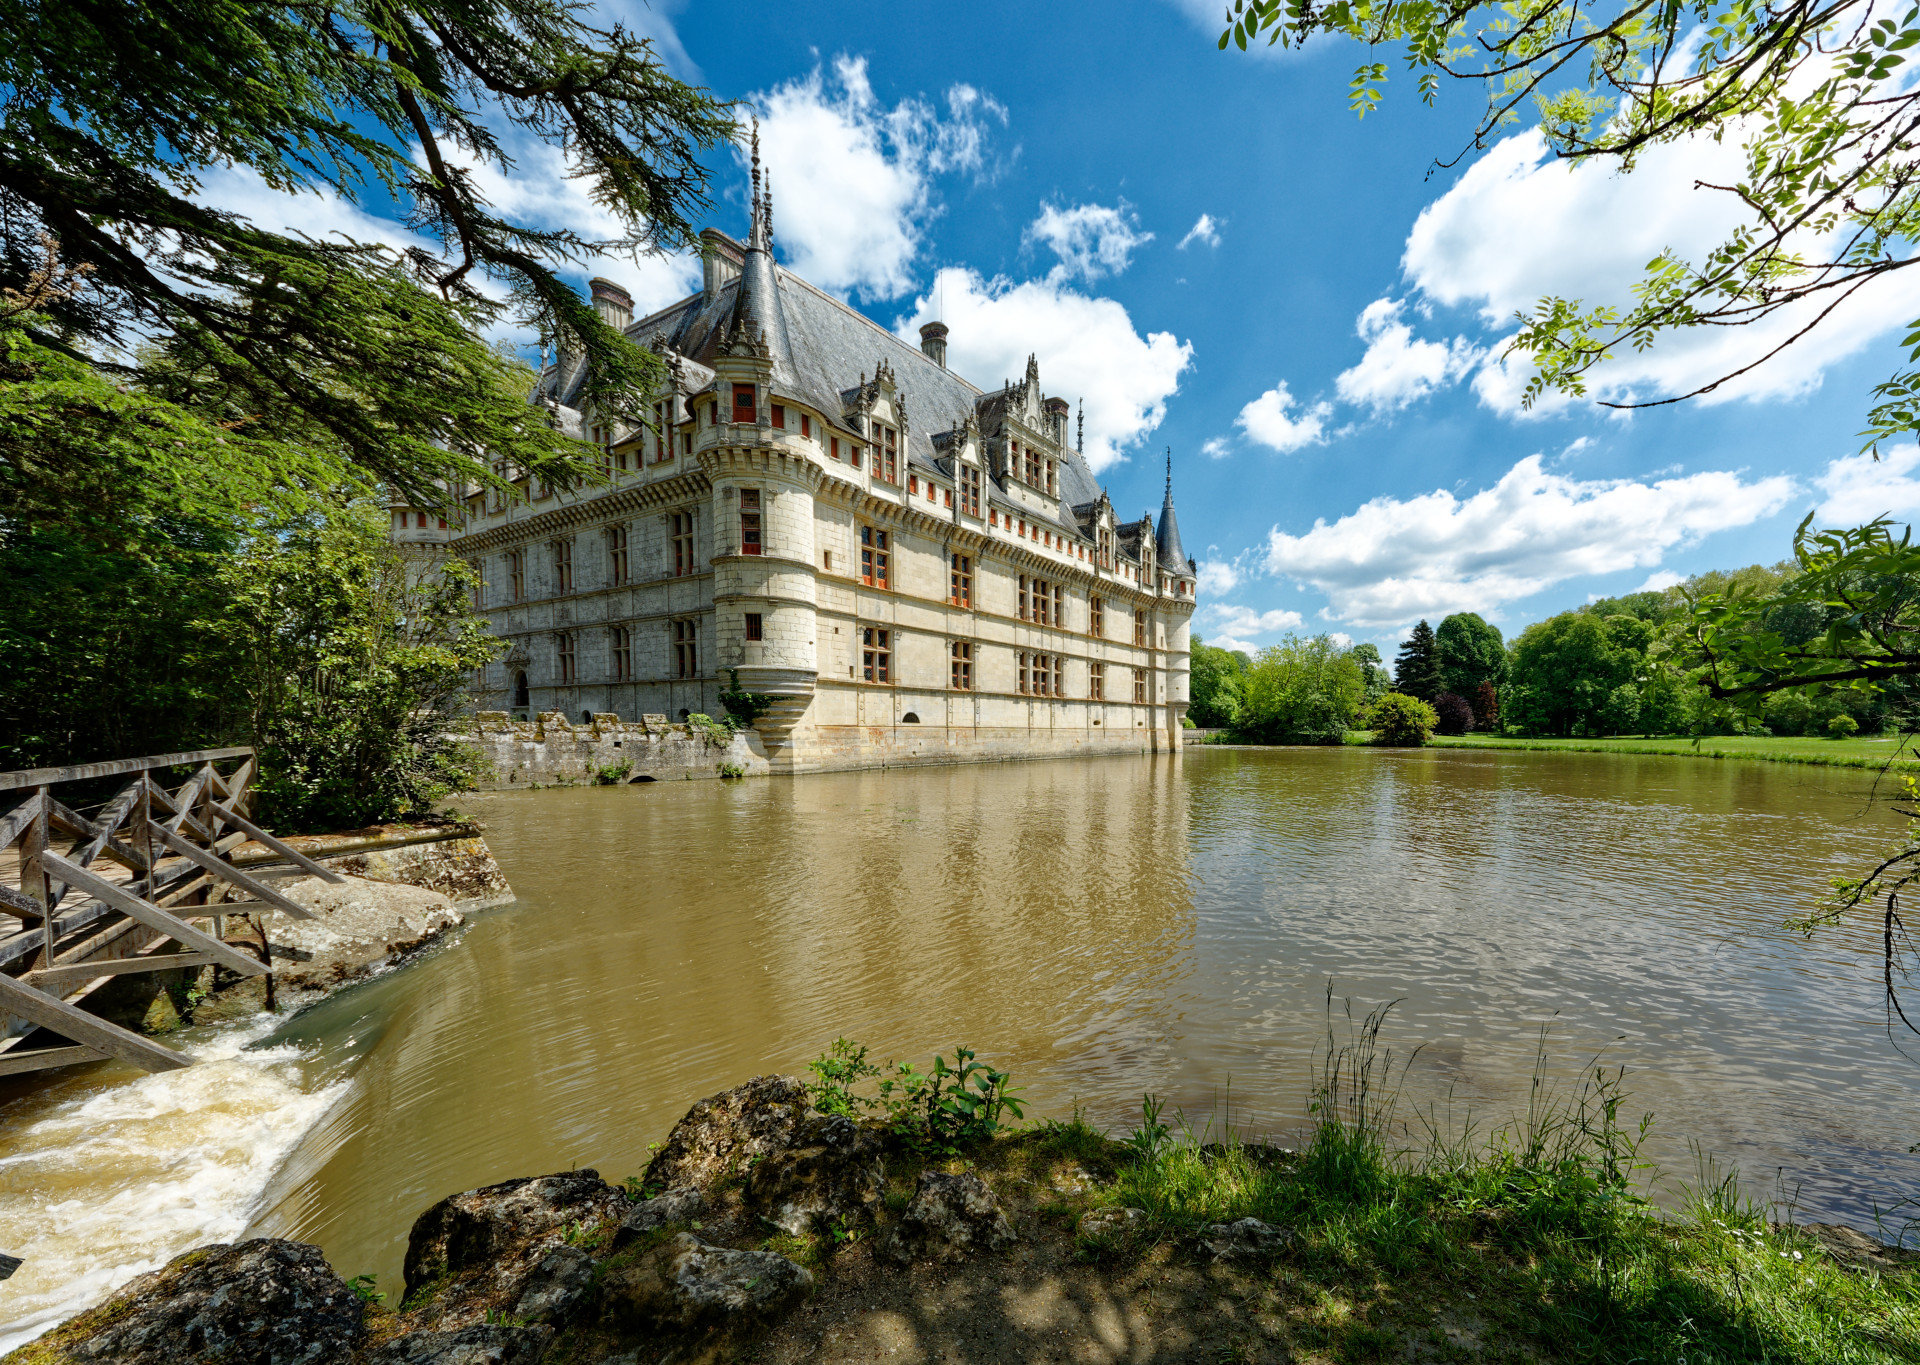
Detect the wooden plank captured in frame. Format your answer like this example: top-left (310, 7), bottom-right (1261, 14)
top-left (0, 974), bottom-right (190, 1072)
top-left (0, 793), bottom-right (41, 852)
top-left (45, 797), bottom-right (149, 914)
top-left (155, 769), bottom-right (213, 838)
top-left (0, 884), bottom-right (39, 919)
top-left (0, 748), bottom-right (253, 794)
top-left (205, 807), bottom-right (345, 884)
top-left (37, 852), bottom-right (267, 976)
top-left (0, 1251), bottom-right (21, 1278)
top-left (145, 823), bottom-right (315, 920)
top-left (26, 952), bottom-right (218, 990)
top-left (0, 1045), bottom-right (107, 1078)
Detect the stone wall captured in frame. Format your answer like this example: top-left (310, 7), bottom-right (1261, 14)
top-left (468, 710), bottom-right (769, 788)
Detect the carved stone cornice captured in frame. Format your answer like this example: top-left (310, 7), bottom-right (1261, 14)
top-left (450, 471), bottom-right (711, 555)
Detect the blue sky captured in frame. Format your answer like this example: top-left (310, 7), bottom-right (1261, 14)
top-left (204, 0), bottom-right (1920, 655)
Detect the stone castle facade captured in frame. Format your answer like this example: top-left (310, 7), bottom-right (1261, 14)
top-left (393, 147), bottom-right (1196, 774)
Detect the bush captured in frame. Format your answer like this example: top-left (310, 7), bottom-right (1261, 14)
top-left (806, 1038), bottom-right (1025, 1154)
top-left (1432, 691), bottom-right (1474, 735)
top-left (1368, 692), bottom-right (1438, 746)
top-left (1827, 712), bottom-right (1860, 739)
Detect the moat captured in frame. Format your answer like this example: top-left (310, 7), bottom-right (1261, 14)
top-left (2, 746), bottom-right (1916, 1348)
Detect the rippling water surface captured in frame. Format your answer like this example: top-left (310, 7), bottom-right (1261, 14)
top-left (3, 746), bottom-right (1918, 1340)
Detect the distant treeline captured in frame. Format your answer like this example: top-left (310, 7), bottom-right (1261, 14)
top-left (1189, 561), bottom-right (1914, 742)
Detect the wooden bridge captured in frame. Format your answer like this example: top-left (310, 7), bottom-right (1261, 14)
top-left (0, 748), bottom-right (342, 1076)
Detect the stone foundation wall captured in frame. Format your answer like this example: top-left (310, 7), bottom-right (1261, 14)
top-left (469, 711), bottom-right (769, 788)
top-left (783, 720), bottom-right (1171, 773)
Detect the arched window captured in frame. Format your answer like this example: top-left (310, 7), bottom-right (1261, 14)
top-left (901, 711), bottom-right (921, 724)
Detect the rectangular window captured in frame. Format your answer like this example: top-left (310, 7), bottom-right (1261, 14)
top-left (732, 383), bottom-right (755, 422)
top-left (557, 631), bottom-right (576, 684)
top-left (653, 401), bottom-right (672, 462)
top-left (801, 413), bottom-right (812, 439)
top-left (674, 618), bottom-right (698, 678)
top-left (909, 474), bottom-right (919, 496)
top-left (860, 525), bottom-right (890, 588)
top-left (850, 442), bottom-right (862, 471)
top-left (960, 465), bottom-right (981, 517)
top-left (508, 550), bottom-right (525, 602)
top-left (609, 525), bottom-right (629, 586)
top-left (682, 431), bottom-right (693, 457)
top-left (1134, 608), bottom-right (1147, 646)
top-left (614, 440), bottom-right (628, 472)
top-left (1090, 661), bottom-right (1105, 701)
top-left (671, 511), bottom-right (696, 577)
top-left (1018, 574), bottom-right (1029, 621)
top-left (611, 625), bottom-right (631, 682)
top-left (739, 488), bottom-right (763, 556)
top-left (744, 612), bottom-right (763, 642)
top-left (942, 489), bottom-right (951, 508)
top-left (861, 626), bottom-right (891, 683)
top-left (473, 576), bottom-right (487, 610)
top-left (950, 640), bottom-right (972, 690)
top-left (771, 403), bottom-right (785, 429)
top-left (879, 425), bottom-right (898, 483)
top-left (708, 401), bottom-right (718, 426)
top-left (1017, 651), bottom-right (1029, 695)
top-left (552, 539), bottom-right (573, 593)
top-left (1090, 596), bottom-right (1104, 638)
top-left (831, 436), bottom-right (841, 461)
top-left (950, 554), bottom-right (972, 608)
top-left (1133, 667), bottom-right (1147, 703)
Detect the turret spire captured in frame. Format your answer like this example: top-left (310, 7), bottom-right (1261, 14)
top-left (1156, 446), bottom-right (1188, 573)
top-left (1076, 401), bottom-right (1083, 456)
top-left (748, 118), bottom-right (767, 252)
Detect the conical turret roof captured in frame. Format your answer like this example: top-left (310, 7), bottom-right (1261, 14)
top-left (1155, 450), bottom-right (1189, 571)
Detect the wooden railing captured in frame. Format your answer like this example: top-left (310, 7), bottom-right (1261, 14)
top-left (0, 748), bottom-right (341, 1077)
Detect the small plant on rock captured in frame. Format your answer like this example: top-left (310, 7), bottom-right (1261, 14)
top-left (346, 1274), bottom-right (384, 1305)
top-left (594, 759), bottom-right (632, 785)
top-left (686, 712), bottom-right (735, 748)
top-left (804, 1038), bottom-right (1026, 1153)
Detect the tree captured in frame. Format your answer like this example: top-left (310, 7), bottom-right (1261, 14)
top-left (1351, 642), bottom-right (1391, 705)
top-left (1368, 692), bottom-right (1438, 747)
top-left (1433, 613), bottom-right (1505, 699)
top-left (1219, 0), bottom-right (1920, 451)
top-left (1432, 691), bottom-right (1474, 736)
top-left (1189, 635), bottom-right (1251, 729)
top-left (1504, 613), bottom-right (1635, 737)
top-left (1393, 620), bottom-right (1440, 702)
top-left (3, 0), bottom-right (736, 509)
top-left (1472, 680), bottom-right (1501, 732)
top-left (1237, 634), bottom-right (1367, 743)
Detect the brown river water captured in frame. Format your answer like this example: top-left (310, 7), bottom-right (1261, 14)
top-left (2, 745), bottom-right (1917, 1346)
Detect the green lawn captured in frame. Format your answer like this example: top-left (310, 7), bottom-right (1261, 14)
top-left (1421, 732), bottom-right (1920, 772)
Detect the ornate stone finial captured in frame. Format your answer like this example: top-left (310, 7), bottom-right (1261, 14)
top-left (1077, 401), bottom-right (1084, 455)
top-left (1166, 446), bottom-right (1172, 497)
top-left (763, 175), bottom-right (774, 247)
top-left (748, 117), bottom-right (766, 252)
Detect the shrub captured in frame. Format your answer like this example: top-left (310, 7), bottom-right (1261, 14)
top-left (719, 668), bottom-right (772, 728)
top-left (1368, 692), bottom-right (1438, 746)
top-left (1432, 691), bottom-right (1473, 735)
top-left (806, 1038), bottom-right (1025, 1154)
top-left (1827, 712), bottom-right (1860, 739)
top-left (594, 760), bottom-right (632, 785)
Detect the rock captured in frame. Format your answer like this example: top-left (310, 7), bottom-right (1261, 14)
top-left (745, 1113), bottom-right (887, 1235)
top-left (17, 1238), bottom-right (362, 1365)
top-left (357, 1324), bottom-right (553, 1365)
top-left (402, 1170), bottom-right (624, 1330)
top-left (879, 1171), bottom-right (1017, 1265)
top-left (600, 1232), bottom-right (811, 1358)
top-left (1076, 1207), bottom-right (1148, 1241)
top-left (1200, 1217), bottom-right (1298, 1262)
top-left (1795, 1222), bottom-right (1920, 1273)
top-left (614, 1186), bottom-right (707, 1246)
top-left (641, 1075), bottom-right (812, 1193)
top-left (257, 873), bottom-right (465, 992)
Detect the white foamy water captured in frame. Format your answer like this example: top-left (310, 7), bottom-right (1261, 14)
top-left (0, 1018), bottom-right (348, 1353)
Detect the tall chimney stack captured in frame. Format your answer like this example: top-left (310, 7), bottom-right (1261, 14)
top-left (919, 320), bottom-right (949, 368)
top-left (590, 277), bottom-right (633, 331)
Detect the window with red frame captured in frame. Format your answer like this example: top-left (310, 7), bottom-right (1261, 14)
top-left (861, 626), bottom-right (891, 683)
top-left (732, 383), bottom-right (755, 422)
top-left (950, 554), bottom-right (971, 607)
top-left (860, 525), bottom-right (890, 588)
top-left (739, 488), bottom-right (762, 556)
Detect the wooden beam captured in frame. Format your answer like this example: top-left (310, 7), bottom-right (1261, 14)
top-left (37, 853), bottom-right (267, 976)
top-left (0, 974), bottom-right (190, 1072)
top-left (0, 793), bottom-right (41, 852)
top-left (205, 807), bottom-right (345, 884)
top-left (26, 952), bottom-right (218, 990)
top-left (0, 884), bottom-right (39, 919)
top-left (0, 748), bottom-right (254, 793)
top-left (144, 823), bottom-right (315, 920)
top-left (0, 1046), bottom-right (106, 1078)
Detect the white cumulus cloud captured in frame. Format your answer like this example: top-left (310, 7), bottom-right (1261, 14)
top-left (1334, 298), bottom-right (1481, 414)
top-left (1200, 603), bottom-right (1307, 639)
top-left (1263, 454), bottom-right (1797, 628)
top-left (1816, 444), bottom-right (1920, 526)
top-left (1177, 214), bottom-right (1221, 250)
top-left (1635, 570), bottom-right (1684, 593)
top-left (896, 266), bottom-right (1192, 472)
top-left (1026, 201), bottom-right (1152, 283)
top-left (1404, 131), bottom-right (1920, 415)
top-left (1236, 381), bottom-right (1332, 453)
top-left (1200, 436), bottom-right (1232, 459)
top-left (753, 56), bottom-right (1006, 302)
top-left (1197, 558), bottom-right (1242, 596)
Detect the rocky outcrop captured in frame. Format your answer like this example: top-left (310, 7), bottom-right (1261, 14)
top-left (745, 1113), bottom-right (887, 1235)
top-left (879, 1171), bottom-right (1017, 1265)
top-left (253, 873), bottom-right (465, 995)
top-left (599, 1232), bottom-right (812, 1359)
top-left (642, 1074), bottom-right (813, 1192)
top-left (615, 1187), bottom-right (707, 1246)
top-left (401, 1171), bottom-right (625, 1330)
top-left (14, 1238), bottom-right (363, 1365)
top-left (358, 1324), bottom-right (553, 1365)
top-left (1200, 1217), bottom-right (1298, 1261)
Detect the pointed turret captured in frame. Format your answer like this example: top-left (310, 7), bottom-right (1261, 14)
top-left (1155, 448), bottom-right (1189, 572)
top-left (727, 119), bottom-right (794, 377)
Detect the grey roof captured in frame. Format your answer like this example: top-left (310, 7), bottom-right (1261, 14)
top-left (542, 230), bottom-right (1121, 545)
top-left (1156, 455), bottom-right (1189, 572)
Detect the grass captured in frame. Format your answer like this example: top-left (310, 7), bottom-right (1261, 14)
top-left (1427, 732), bottom-right (1920, 772)
top-left (1019, 1003), bottom-right (1920, 1364)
